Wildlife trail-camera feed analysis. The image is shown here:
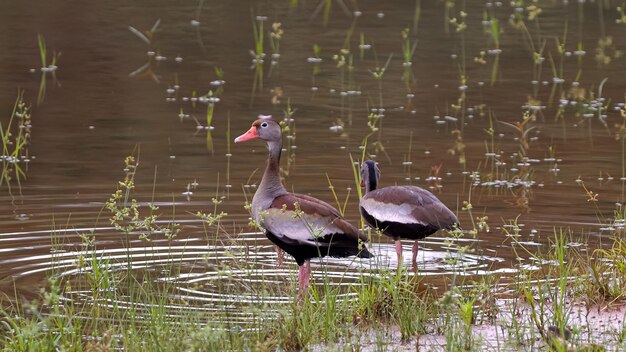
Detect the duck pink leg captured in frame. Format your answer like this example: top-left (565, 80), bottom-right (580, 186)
top-left (395, 240), bottom-right (403, 270)
top-left (276, 247), bottom-right (285, 267)
top-left (411, 241), bottom-right (419, 273)
top-left (297, 260), bottom-right (311, 301)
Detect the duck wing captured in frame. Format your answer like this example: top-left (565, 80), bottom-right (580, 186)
top-left (260, 193), bottom-right (371, 264)
top-left (360, 186), bottom-right (459, 230)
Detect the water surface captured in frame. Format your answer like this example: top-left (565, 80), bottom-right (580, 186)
top-left (1, 0), bottom-right (625, 320)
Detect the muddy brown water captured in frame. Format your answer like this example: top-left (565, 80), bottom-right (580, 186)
top-left (0, 0), bottom-right (625, 322)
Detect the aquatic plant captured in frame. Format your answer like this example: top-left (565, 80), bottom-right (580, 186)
top-left (0, 90), bottom-right (32, 192)
top-left (36, 34), bottom-right (59, 105)
top-left (400, 28), bottom-right (418, 90)
top-left (250, 14), bottom-right (266, 103)
top-left (267, 22), bottom-right (283, 77)
top-left (127, 20), bottom-right (162, 83)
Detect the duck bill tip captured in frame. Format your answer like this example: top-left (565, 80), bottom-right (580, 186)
top-left (234, 127), bottom-right (258, 143)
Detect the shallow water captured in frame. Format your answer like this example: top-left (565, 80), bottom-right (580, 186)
top-left (1, 0), bottom-right (625, 323)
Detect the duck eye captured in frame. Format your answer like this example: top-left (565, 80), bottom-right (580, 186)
top-left (260, 122), bottom-right (269, 128)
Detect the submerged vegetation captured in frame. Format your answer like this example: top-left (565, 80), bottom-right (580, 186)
top-left (1, 0), bottom-right (626, 351)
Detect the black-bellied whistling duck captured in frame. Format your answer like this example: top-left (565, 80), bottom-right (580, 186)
top-left (234, 118), bottom-right (372, 299)
top-left (359, 160), bottom-right (459, 272)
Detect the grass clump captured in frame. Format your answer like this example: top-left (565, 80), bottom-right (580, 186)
top-left (355, 272), bottom-right (432, 340)
top-left (589, 237), bottom-right (626, 302)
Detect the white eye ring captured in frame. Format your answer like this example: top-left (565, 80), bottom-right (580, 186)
top-left (261, 122), bottom-right (269, 128)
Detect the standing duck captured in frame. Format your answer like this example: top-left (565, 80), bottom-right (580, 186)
top-left (235, 118), bottom-right (372, 298)
top-left (359, 160), bottom-right (459, 272)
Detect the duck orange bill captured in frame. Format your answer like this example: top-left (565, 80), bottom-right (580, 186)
top-left (234, 126), bottom-right (259, 143)
top-left (360, 179), bottom-right (365, 187)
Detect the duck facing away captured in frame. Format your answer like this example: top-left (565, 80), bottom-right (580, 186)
top-left (235, 118), bottom-right (372, 298)
top-left (359, 160), bottom-right (459, 272)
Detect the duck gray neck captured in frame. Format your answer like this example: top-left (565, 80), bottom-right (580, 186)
top-left (260, 140), bottom-right (287, 195)
top-left (365, 164), bottom-right (378, 193)
top-left (252, 139), bottom-right (288, 224)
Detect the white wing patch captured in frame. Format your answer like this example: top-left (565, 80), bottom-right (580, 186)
top-left (261, 208), bottom-right (343, 245)
top-left (360, 198), bottom-right (425, 225)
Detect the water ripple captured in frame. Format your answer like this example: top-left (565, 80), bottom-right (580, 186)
top-left (0, 227), bottom-right (513, 324)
